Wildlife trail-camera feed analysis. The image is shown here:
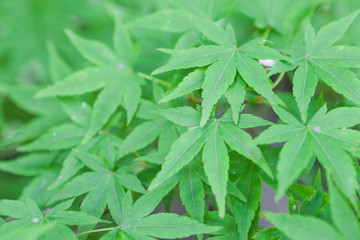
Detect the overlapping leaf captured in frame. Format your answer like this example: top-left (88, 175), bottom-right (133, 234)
top-left (153, 19), bottom-right (284, 126)
top-left (256, 105), bottom-right (360, 203)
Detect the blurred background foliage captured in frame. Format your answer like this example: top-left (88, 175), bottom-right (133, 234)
top-left (0, 0), bottom-right (359, 206)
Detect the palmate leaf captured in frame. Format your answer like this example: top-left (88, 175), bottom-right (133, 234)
top-left (256, 105), bottom-right (360, 203)
top-left (50, 150), bottom-right (145, 237)
top-left (285, 10), bottom-right (360, 121)
top-left (149, 109), bottom-right (272, 218)
top-left (101, 178), bottom-right (219, 240)
top-left (153, 21), bottom-right (283, 126)
top-left (36, 22), bottom-right (142, 145)
top-left (0, 198), bottom-right (104, 240)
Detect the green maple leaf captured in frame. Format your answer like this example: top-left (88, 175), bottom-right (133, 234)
top-left (255, 105), bottom-right (360, 204)
top-left (100, 180), bottom-right (221, 240)
top-left (152, 18), bottom-right (286, 127)
top-left (148, 107), bottom-right (273, 218)
top-left (35, 17), bottom-right (143, 143)
top-left (0, 197), bottom-right (105, 240)
top-left (272, 10), bottom-right (360, 122)
top-left (265, 176), bottom-right (360, 240)
top-left (48, 147), bottom-right (146, 236)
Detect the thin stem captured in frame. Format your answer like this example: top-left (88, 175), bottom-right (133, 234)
top-left (76, 227), bottom-right (115, 236)
top-left (261, 26), bottom-right (272, 45)
top-left (137, 72), bottom-right (171, 88)
top-left (273, 72), bottom-right (285, 89)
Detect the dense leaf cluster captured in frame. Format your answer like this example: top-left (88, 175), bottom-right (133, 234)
top-left (0, 0), bottom-right (360, 239)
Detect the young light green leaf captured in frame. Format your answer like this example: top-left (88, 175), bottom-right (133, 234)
top-left (202, 124), bottom-right (229, 218)
top-left (264, 212), bottom-right (342, 240)
top-left (152, 46), bottom-right (233, 75)
top-left (47, 211), bottom-right (104, 225)
top-left (122, 79), bottom-right (141, 125)
top-left (49, 172), bottom-right (103, 203)
top-left (48, 137), bottom-right (100, 190)
top-left (311, 45), bottom-right (360, 68)
top-left (293, 60), bottom-right (318, 122)
top-left (310, 61), bottom-right (360, 104)
top-left (154, 106), bottom-right (201, 127)
top-left (124, 213), bottom-right (221, 239)
top-left (236, 52), bottom-right (279, 106)
top-left (220, 123), bottom-right (273, 178)
top-left (47, 41), bottom-right (72, 83)
top-left (179, 166), bottom-right (205, 222)
top-left (267, 60), bottom-right (298, 77)
top-left (237, 114), bottom-right (273, 128)
top-left (0, 116), bottom-right (64, 149)
top-left (311, 132), bottom-right (357, 207)
top-left (107, 177), bottom-right (125, 224)
top-left (313, 9), bottom-right (360, 51)
top-left (0, 152), bottom-right (55, 176)
top-left (233, 164), bottom-right (261, 240)
top-left (127, 178), bottom-right (178, 221)
top-left (113, 17), bottom-right (133, 66)
top-left (65, 29), bottom-right (117, 66)
top-left (240, 45), bottom-right (285, 60)
top-left (127, 9), bottom-right (193, 33)
top-left (305, 22), bottom-right (315, 53)
top-left (159, 68), bottom-right (204, 103)
top-left (192, 17), bottom-right (233, 46)
top-left (82, 79), bottom-right (125, 143)
top-left (118, 120), bottom-right (165, 158)
top-left (329, 180), bottom-right (360, 240)
top-left (2, 84), bottom-right (63, 116)
top-left (18, 123), bottom-right (85, 152)
top-left (59, 98), bottom-right (91, 127)
top-left (73, 150), bottom-right (109, 173)
top-left (225, 76), bottom-right (246, 124)
top-left (255, 124), bottom-right (304, 144)
top-left (308, 107), bottom-right (360, 129)
top-left (149, 124), bottom-right (213, 190)
top-left (158, 123), bottom-right (178, 151)
top-left (114, 171), bottom-right (146, 194)
top-left (0, 199), bottom-right (41, 218)
top-left (78, 175), bottom-right (112, 236)
top-left (201, 52), bottom-right (236, 126)
top-left (35, 67), bottom-right (119, 98)
top-left (276, 132), bottom-right (313, 200)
